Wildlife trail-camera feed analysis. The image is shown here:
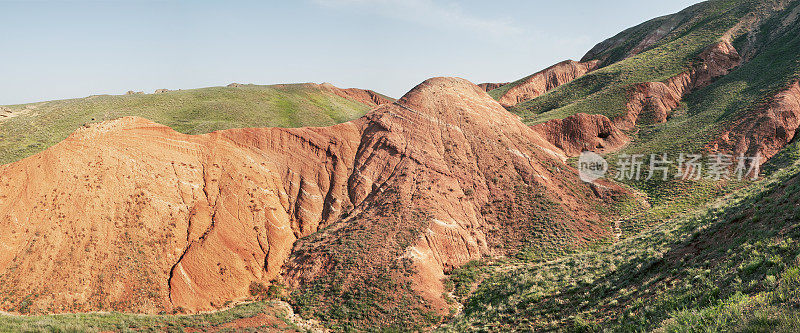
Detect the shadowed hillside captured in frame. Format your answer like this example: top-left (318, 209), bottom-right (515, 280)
top-left (444, 138), bottom-right (800, 332)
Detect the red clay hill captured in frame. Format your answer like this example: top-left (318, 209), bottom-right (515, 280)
top-left (0, 77), bottom-right (636, 320)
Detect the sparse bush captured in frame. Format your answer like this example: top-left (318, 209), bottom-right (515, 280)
top-left (249, 280), bottom-right (285, 300)
top-left (249, 281), bottom-right (268, 298)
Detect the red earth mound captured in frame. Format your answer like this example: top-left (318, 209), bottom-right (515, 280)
top-left (531, 113), bottom-right (629, 156)
top-left (281, 78), bottom-right (636, 325)
top-left (0, 77), bottom-right (634, 320)
top-left (712, 81), bottom-right (800, 161)
top-left (0, 116), bottom-right (362, 313)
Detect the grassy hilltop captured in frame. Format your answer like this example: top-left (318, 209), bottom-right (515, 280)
top-left (0, 83), bottom-right (386, 165)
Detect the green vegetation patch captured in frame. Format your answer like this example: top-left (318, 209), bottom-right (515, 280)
top-left (0, 84), bottom-right (380, 165)
top-left (0, 300), bottom-right (301, 333)
top-left (443, 148), bottom-right (800, 331)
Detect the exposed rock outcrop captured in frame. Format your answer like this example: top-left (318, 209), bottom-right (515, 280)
top-left (154, 89), bottom-right (170, 94)
top-left (0, 116), bottom-right (363, 313)
top-left (496, 60), bottom-right (601, 108)
top-left (531, 113), bottom-right (629, 156)
top-left (712, 81), bottom-right (800, 161)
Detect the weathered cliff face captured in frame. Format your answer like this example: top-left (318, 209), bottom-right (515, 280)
top-left (531, 113), bottom-right (629, 156)
top-left (712, 81), bottom-right (800, 161)
top-left (496, 60), bottom-right (601, 108)
top-left (166, 121), bottom-right (369, 311)
top-left (319, 82), bottom-right (394, 106)
top-left (0, 117), bottom-right (364, 313)
top-left (474, 42), bottom-right (740, 161)
top-left (0, 77), bottom-right (633, 317)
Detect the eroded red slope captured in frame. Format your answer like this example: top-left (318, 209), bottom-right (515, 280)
top-left (282, 78), bottom-right (636, 324)
top-left (0, 116), bottom-right (367, 313)
top-left (496, 60), bottom-right (601, 108)
top-left (0, 78), bottom-right (634, 317)
top-left (712, 81), bottom-right (800, 160)
top-left (532, 41), bottom-right (742, 158)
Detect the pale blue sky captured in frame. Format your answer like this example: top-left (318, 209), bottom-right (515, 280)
top-left (0, 0), bottom-right (703, 105)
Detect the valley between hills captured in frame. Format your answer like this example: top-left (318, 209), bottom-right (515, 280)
top-left (2, 0), bottom-right (800, 331)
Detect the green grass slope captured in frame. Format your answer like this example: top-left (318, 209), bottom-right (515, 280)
top-left (510, 0), bottom-right (797, 125)
top-left (586, 0), bottom-right (800, 236)
top-left (0, 300), bottom-right (304, 332)
top-left (498, 0), bottom-right (800, 238)
top-left (443, 141), bottom-right (800, 332)
top-left (484, 1), bottom-right (706, 105)
top-left (0, 83), bottom-right (388, 165)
